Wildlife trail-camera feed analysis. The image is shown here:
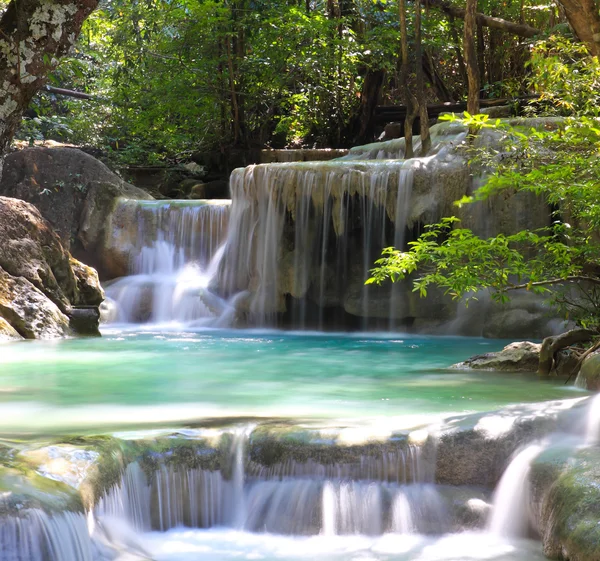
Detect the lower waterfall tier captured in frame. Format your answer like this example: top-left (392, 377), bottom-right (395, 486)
top-left (1, 391), bottom-right (598, 561)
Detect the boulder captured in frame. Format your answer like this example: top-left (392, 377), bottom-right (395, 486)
top-left (575, 352), bottom-right (600, 391)
top-left (0, 197), bottom-right (104, 339)
top-left (0, 267), bottom-right (70, 339)
top-left (0, 147), bottom-right (152, 279)
top-left (452, 341), bottom-right (541, 372)
top-left (188, 182), bottom-right (208, 200)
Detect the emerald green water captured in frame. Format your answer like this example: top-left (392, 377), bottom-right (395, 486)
top-left (0, 329), bottom-right (585, 435)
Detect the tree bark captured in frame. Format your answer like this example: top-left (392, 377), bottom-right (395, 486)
top-left (414, 0), bottom-right (431, 155)
top-left (558, 0), bottom-right (600, 56)
top-left (399, 0), bottom-right (418, 158)
top-left (538, 328), bottom-right (597, 377)
top-left (428, 0), bottom-right (541, 38)
top-left (0, 0), bottom-right (98, 180)
top-left (422, 51), bottom-right (454, 102)
top-left (464, 0), bottom-right (480, 115)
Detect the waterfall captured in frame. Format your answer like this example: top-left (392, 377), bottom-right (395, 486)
top-left (92, 429), bottom-right (449, 538)
top-left (217, 160), bottom-right (417, 328)
top-left (0, 510), bottom-right (93, 561)
top-left (488, 444), bottom-right (544, 538)
top-left (99, 122), bottom-right (474, 330)
top-left (105, 199), bottom-right (231, 325)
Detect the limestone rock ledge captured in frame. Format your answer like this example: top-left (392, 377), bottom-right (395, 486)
top-left (0, 196), bottom-right (104, 339)
top-left (452, 341), bottom-right (542, 372)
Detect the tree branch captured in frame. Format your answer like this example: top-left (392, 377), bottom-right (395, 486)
top-left (428, 0), bottom-right (541, 38)
top-left (505, 276), bottom-right (600, 291)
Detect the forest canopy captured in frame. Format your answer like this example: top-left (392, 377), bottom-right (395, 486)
top-left (8, 0), bottom-right (592, 165)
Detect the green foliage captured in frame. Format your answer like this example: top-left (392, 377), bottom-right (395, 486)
top-left (527, 36), bottom-right (600, 117)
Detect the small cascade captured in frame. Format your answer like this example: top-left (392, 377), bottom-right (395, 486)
top-left (488, 444), bottom-right (544, 538)
top-left (105, 199), bottom-right (231, 325)
top-left (0, 510), bottom-right (93, 561)
top-left (247, 444), bottom-right (430, 484)
top-left (93, 429), bottom-right (452, 538)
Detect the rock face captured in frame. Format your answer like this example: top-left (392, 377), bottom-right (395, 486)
top-left (452, 341), bottom-right (541, 372)
top-left (0, 196), bottom-right (104, 339)
top-left (0, 147), bottom-right (152, 279)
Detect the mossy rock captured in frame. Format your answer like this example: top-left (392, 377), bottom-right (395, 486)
top-left (0, 466), bottom-right (83, 516)
top-left (533, 447), bottom-right (600, 560)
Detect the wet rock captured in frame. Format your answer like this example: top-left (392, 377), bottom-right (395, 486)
top-left (0, 147), bottom-right (152, 279)
top-left (452, 341), bottom-right (541, 372)
top-left (70, 258), bottom-right (104, 306)
top-left (0, 196), bottom-right (77, 312)
top-left (575, 352), bottom-right (600, 391)
top-left (0, 466), bottom-right (83, 515)
top-left (434, 399), bottom-right (581, 488)
top-left (69, 307), bottom-right (101, 336)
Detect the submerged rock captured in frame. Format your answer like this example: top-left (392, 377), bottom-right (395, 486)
top-left (452, 341), bottom-right (541, 372)
top-left (0, 197), bottom-right (104, 339)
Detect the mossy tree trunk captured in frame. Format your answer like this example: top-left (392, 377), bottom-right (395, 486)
top-left (0, 0), bottom-right (98, 180)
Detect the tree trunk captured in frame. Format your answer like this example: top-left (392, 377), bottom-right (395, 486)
top-left (537, 328), bottom-right (597, 377)
top-left (476, 18), bottom-right (486, 95)
top-left (399, 0), bottom-right (418, 158)
top-left (449, 14), bottom-right (468, 85)
top-left (0, 0), bottom-right (98, 180)
top-left (558, 0), bottom-right (600, 56)
top-left (422, 51), bottom-right (454, 102)
top-left (414, 0), bottom-right (431, 155)
top-left (464, 0), bottom-right (480, 115)
top-left (351, 69), bottom-right (385, 145)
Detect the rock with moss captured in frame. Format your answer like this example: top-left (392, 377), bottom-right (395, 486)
top-left (531, 446), bottom-right (600, 561)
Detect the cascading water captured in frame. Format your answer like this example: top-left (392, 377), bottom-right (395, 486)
top-left (488, 444), bottom-right (544, 538)
top-left (0, 510), bottom-right (93, 561)
top-left (91, 428), bottom-right (450, 540)
top-left (105, 199), bottom-right (231, 325)
top-left (217, 159), bottom-right (419, 328)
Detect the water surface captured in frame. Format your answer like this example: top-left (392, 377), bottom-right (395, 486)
top-left (0, 329), bottom-right (583, 435)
